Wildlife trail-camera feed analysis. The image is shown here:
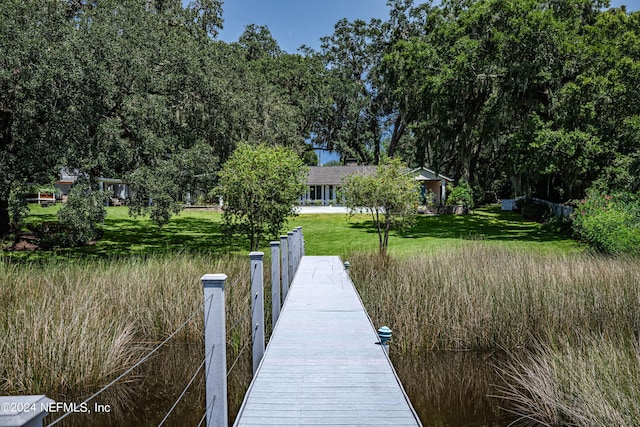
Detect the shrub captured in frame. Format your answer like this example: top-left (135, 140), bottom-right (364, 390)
top-left (8, 183), bottom-right (29, 230)
top-left (446, 180), bottom-right (474, 209)
top-left (572, 190), bottom-right (640, 255)
top-left (38, 183), bottom-right (107, 248)
top-left (542, 214), bottom-right (573, 236)
top-left (342, 157), bottom-right (420, 255)
top-left (515, 197), bottom-right (551, 222)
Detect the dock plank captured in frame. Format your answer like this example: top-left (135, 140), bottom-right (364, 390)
top-left (233, 256), bottom-right (421, 427)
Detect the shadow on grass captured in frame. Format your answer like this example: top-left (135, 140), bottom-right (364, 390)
top-left (87, 215), bottom-right (249, 257)
top-left (2, 211), bottom-right (251, 262)
top-left (351, 205), bottom-right (570, 244)
top-left (405, 206), bottom-right (567, 243)
top-left (3, 205), bottom-right (574, 263)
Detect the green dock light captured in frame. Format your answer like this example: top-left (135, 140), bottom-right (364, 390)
top-left (378, 326), bottom-right (392, 348)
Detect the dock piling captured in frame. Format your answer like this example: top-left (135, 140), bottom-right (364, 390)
top-left (201, 274), bottom-right (228, 427)
top-left (249, 252), bottom-right (265, 375)
top-left (270, 242), bottom-right (281, 327)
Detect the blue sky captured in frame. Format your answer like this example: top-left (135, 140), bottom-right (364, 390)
top-left (217, 0), bottom-right (389, 53)
top-left (217, 0), bottom-right (639, 53)
top-left (611, 0), bottom-right (640, 11)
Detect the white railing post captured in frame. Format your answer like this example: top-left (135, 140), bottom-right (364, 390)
top-left (291, 229), bottom-right (299, 275)
top-left (250, 252), bottom-right (265, 375)
top-left (201, 274), bottom-right (228, 427)
top-left (280, 235), bottom-right (289, 302)
top-left (270, 242), bottom-right (281, 327)
top-left (297, 226), bottom-right (305, 257)
top-left (287, 231), bottom-right (295, 286)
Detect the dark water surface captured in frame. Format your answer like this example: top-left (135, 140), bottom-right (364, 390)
top-left (392, 352), bottom-right (517, 426)
top-left (45, 345), bottom-right (516, 426)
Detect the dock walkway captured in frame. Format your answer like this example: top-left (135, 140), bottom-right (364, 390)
top-left (234, 255), bottom-right (422, 427)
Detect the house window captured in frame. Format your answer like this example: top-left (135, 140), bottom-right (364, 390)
top-left (309, 185), bottom-right (323, 200)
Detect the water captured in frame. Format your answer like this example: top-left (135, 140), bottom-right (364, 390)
top-left (44, 343), bottom-right (252, 427)
top-left (45, 345), bottom-right (517, 426)
top-left (392, 351), bottom-right (517, 426)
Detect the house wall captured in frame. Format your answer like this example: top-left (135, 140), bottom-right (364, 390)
top-left (422, 181), bottom-right (446, 205)
top-left (300, 185), bottom-right (342, 205)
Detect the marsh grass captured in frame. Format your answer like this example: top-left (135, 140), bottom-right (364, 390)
top-left (0, 253), bottom-right (263, 400)
top-left (350, 243), bottom-right (640, 425)
top-left (497, 335), bottom-right (640, 426)
top-left (350, 243), bottom-right (640, 353)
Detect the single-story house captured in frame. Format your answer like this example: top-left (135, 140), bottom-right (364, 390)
top-left (54, 170), bottom-right (79, 198)
top-left (53, 170), bottom-right (130, 206)
top-left (409, 167), bottom-right (453, 205)
top-left (97, 177), bottom-right (129, 205)
top-left (302, 166), bottom-right (453, 206)
top-left (302, 165), bottom-right (376, 205)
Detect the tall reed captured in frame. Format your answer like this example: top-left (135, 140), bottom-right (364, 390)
top-left (0, 253), bottom-right (257, 396)
top-left (497, 335), bottom-right (640, 426)
top-left (350, 243), bottom-right (640, 352)
top-left (351, 243), bottom-right (640, 424)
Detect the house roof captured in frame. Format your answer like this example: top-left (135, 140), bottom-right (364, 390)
top-left (307, 165), bottom-right (452, 185)
top-left (409, 167), bottom-right (452, 182)
top-left (307, 166), bottom-right (377, 185)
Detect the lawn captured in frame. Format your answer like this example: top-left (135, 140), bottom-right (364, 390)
top-left (3, 203), bottom-right (583, 260)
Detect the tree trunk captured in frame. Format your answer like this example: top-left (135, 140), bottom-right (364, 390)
top-left (0, 198), bottom-right (10, 236)
top-left (1, 109), bottom-right (13, 236)
top-left (373, 210), bottom-right (384, 253)
top-left (382, 220), bottom-right (391, 255)
top-left (372, 118), bottom-right (380, 165)
top-left (387, 114), bottom-right (406, 159)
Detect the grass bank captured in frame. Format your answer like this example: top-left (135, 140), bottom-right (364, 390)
top-left (351, 244), bottom-right (640, 352)
top-left (2, 205), bottom-right (606, 424)
top-left (0, 254), bottom-right (256, 396)
top-left (350, 244), bottom-right (640, 425)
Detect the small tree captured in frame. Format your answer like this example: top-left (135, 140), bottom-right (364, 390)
top-left (38, 182), bottom-right (107, 248)
top-left (342, 157), bottom-right (420, 255)
top-left (216, 143), bottom-right (308, 251)
top-left (446, 180), bottom-right (475, 210)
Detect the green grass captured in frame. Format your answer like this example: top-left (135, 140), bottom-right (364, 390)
top-left (3, 204), bottom-right (634, 425)
top-left (6, 204), bottom-right (583, 261)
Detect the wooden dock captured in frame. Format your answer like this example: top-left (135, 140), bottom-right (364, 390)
top-left (233, 256), bottom-right (422, 427)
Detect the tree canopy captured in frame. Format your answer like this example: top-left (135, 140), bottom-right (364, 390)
top-left (1, 0), bottom-right (639, 240)
top-left (382, 0), bottom-right (640, 202)
top-left (0, 0), bottom-right (319, 234)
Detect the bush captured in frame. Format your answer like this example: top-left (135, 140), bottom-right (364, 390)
top-left (216, 143), bottom-right (308, 251)
top-left (8, 183), bottom-right (30, 230)
top-left (516, 197), bottom-right (551, 222)
top-left (542, 214), bottom-right (573, 236)
top-left (446, 181), bottom-right (474, 209)
top-left (38, 183), bottom-right (107, 248)
top-left (572, 190), bottom-right (640, 255)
